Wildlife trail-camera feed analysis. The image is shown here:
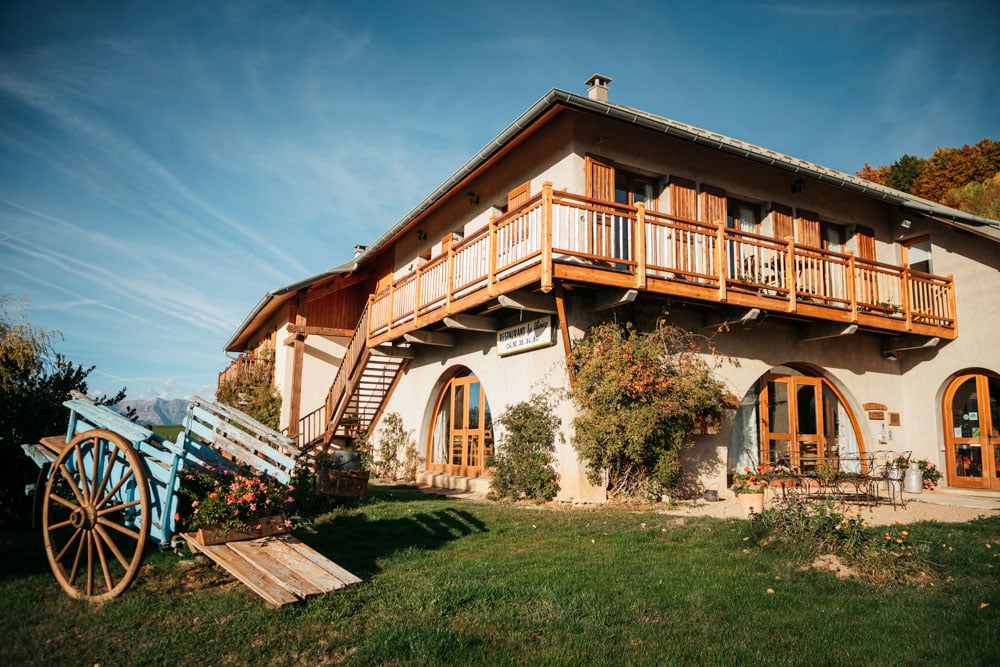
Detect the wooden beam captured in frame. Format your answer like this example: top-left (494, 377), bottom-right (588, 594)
top-left (443, 314), bottom-right (499, 332)
top-left (286, 325), bottom-right (354, 338)
top-left (403, 330), bottom-right (456, 347)
top-left (593, 288), bottom-right (638, 312)
top-left (554, 283), bottom-right (575, 386)
top-left (287, 293), bottom-right (307, 439)
top-left (703, 308), bottom-right (762, 331)
top-left (800, 323), bottom-right (858, 342)
top-left (498, 291), bottom-right (558, 314)
top-left (370, 344), bottom-right (416, 359)
top-left (884, 335), bottom-right (940, 354)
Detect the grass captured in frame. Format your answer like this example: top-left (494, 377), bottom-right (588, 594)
top-left (1, 485), bottom-right (998, 666)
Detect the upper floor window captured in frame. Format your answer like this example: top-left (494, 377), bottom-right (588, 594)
top-left (727, 199), bottom-right (761, 233)
top-left (903, 236), bottom-right (933, 273)
top-left (615, 171), bottom-right (658, 210)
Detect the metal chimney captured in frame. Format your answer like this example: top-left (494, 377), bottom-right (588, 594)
top-left (586, 73), bottom-right (612, 102)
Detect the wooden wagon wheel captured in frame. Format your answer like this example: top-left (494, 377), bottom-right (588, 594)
top-left (42, 429), bottom-right (150, 601)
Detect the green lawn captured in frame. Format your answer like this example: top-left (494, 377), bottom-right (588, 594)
top-left (1, 486), bottom-right (997, 666)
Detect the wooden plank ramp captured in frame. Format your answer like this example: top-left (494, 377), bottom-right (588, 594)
top-left (180, 533), bottom-right (361, 606)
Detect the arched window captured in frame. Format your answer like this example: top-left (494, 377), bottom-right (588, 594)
top-left (730, 368), bottom-right (863, 474)
top-left (942, 372), bottom-right (1000, 490)
top-left (427, 369), bottom-right (494, 477)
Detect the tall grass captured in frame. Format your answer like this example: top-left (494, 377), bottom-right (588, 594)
top-left (1, 486), bottom-right (997, 665)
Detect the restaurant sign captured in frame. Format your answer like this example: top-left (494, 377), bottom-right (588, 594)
top-left (497, 316), bottom-right (555, 357)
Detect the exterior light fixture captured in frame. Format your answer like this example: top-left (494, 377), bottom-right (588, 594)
top-left (791, 179), bottom-right (805, 194)
top-left (901, 219), bottom-right (912, 229)
top-left (467, 191), bottom-right (480, 205)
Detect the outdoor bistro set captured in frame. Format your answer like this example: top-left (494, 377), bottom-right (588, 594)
top-left (753, 450), bottom-right (917, 509)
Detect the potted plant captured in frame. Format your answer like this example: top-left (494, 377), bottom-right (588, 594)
top-left (179, 464), bottom-right (294, 545)
top-left (731, 466), bottom-right (767, 517)
top-left (315, 435), bottom-right (371, 499)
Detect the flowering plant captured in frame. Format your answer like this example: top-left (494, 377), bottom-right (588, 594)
top-left (915, 459), bottom-right (942, 490)
top-left (178, 464), bottom-right (294, 534)
top-left (731, 466), bottom-right (768, 495)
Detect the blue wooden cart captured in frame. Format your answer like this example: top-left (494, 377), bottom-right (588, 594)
top-left (22, 394), bottom-right (302, 602)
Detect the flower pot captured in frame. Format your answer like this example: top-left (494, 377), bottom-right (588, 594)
top-left (195, 515), bottom-right (288, 546)
top-left (318, 469), bottom-right (370, 498)
top-left (736, 493), bottom-right (764, 518)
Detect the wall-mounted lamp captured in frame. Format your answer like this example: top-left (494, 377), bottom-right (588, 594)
top-left (881, 350), bottom-right (899, 362)
top-left (900, 219), bottom-right (912, 229)
top-left (416, 229), bottom-right (427, 241)
top-left (467, 191), bottom-right (480, 205)
top-left (791, 178), bottom-right (805, 194)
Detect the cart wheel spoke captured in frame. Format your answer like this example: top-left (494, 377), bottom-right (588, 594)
top-left (43, 429), bottom-right (150, 601)
top-left (53, 525), bottom-right (84, 562)
top-left (96, 516), bottom-right (141, 541)
top-left (56, 462), bottom-right (86, 507)
top-left (95, 524), bottom-right (131, 571)
top-left (92, 528), bottom-right (114, 593)
top-left (74, 443), bottom-right (92, 504)
top-left (97, 498), bottom-right (142, 517)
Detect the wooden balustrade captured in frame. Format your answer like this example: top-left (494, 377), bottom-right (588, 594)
top-left (366, 186), bottom-right (957, 345)
top-left (218, 354), bottom-right (273, 389)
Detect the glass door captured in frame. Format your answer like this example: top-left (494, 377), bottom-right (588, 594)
top-left (428, 370), bottom-right (494, 477)
top-left (760, 375), bottom-right (826, 474)
top-left (943, 374), bottom-right (1000, 490)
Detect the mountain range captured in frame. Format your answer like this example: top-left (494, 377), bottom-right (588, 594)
top-left (115, 398), bottom-right (191, 426)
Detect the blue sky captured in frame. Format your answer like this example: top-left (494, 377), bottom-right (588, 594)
top-left (2, 1), bottom-right (998, 401)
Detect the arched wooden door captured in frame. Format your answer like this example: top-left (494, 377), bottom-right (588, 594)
top-left (758, 373), bottom-right (862, 474)
top-left (427, 370), bottom-right (494, 477)
top-left (943, 373), bottom-right (1000, 490)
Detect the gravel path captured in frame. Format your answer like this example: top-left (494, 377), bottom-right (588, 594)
top-left (660, 491), bottom-right (1000, 525)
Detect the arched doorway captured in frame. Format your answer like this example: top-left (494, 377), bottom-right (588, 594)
top-left (426, 368), bottom-right (495, 477)
top-left (730, 367), bottom-right (864, 474)
top-left (942, 372), bottom-right (1000, 490)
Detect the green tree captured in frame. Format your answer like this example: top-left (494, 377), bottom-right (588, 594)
top-left (946, 173), bottom-right (1000, 221)
top-left (488, 393), bottom-right (561, 502)
top-left (1, 295), bottom-right (129, 527)
top-left (569, 321), bottom-right (729, 499)
top-left (885, 154), bottom-right (924, 193)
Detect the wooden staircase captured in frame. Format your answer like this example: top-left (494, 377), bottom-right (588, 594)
top-left (293, 305), bottom-right (409, 450)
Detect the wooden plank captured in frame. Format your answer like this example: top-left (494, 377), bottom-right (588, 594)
top-left (227, 538), bottom-right (328, 599)
top-left (181, 534), bottom-right (299, 606)
top-left (180, 533), bottom-right (361, 606)
top-left (254, 535), bottom-right (352, 590)
top-left (277, 534), bottom-right (363, 586)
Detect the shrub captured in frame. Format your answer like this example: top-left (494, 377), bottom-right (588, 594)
top-left (488, 393), bottom-right (561, 502)
top-left (750, 497), bottom-right (934, 586)
top-left (569, 321), bottom-right (729, 499)
top-left (374, 412), bottom-right (412, 480)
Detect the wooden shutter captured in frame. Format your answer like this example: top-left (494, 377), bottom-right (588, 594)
top-left (669, 176), bottom-right (697, 220)
top-left (586, 155), bottom-right (615, 201)
top-left (855, 225), bottom-right (875, 260)
top-left (772, 204), bottom-right (793, 240)
top-left (699, 186), bottom-right (726, 227)
top-left (795, 210), bottom-right (821, 249)
top-left (507, 181), bottom-right (530, 210)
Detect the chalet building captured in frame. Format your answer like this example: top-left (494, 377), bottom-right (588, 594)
top-left (221, 75), bottom-right (1000, 502)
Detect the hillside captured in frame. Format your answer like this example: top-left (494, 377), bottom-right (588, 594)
top-left (115, 398), bottom-right (190, 426)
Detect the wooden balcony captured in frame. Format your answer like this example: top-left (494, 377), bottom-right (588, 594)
top-left (218, 353), bottom-right (273, 391)
top-left (368, 183), bottom-right (956, 346)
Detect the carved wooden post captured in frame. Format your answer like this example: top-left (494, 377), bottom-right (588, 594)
top-left (716, 220), bottom-right (728, 302)
top-left (541, 181), bottom-right (553, 293)
top-left (635, 202), bottom-right (647, 289)
top-left (847, 252), bottom-right (858, 322)
top-left (785, 236), bottom-right (797, 312)
top-left (488, 215), bottom-right (498, 297)
top-left (901, 265), bottom-right (912, 331)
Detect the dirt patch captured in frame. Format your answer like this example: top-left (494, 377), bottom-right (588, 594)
top-left (803, 553), bottom-right (859, 580)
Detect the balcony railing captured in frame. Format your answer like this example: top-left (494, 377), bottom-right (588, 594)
top-left (368, 183), bottom-right (956, 345)
top-left (218, 353), bottom-right (274, 391)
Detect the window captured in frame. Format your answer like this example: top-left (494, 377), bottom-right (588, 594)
top-left (427, 369), bottom-right (494, 477)
top-left (727, 199), bottom-right (762, 234)
top-left (903, 236), bottom-right (933, 274)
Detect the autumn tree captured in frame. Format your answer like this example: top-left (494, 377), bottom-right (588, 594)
top-left (569, 321), bottom-right (729, 499)
top-left (1, 294), bottom-right (129, 527)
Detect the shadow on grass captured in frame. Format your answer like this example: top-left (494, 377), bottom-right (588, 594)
top-left (300, 486), bottom-right (489, 578)
top-left (0, 527), bottom-right (49, 580)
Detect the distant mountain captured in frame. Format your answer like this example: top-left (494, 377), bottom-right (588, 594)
top-left (115, 398), bottom-right (191, 426)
